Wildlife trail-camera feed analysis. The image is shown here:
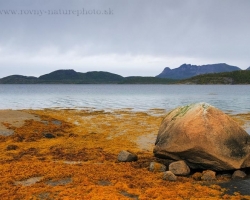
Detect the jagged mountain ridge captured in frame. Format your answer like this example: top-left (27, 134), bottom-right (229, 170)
top-left (156, 63), bottom-right (241, 79)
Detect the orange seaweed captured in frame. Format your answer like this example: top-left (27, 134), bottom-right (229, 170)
top-left (0, 109), bottom-right (249, 199)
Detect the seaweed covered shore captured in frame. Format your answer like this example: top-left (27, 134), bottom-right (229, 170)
top-left (0, 109), bottom-right (250, 199)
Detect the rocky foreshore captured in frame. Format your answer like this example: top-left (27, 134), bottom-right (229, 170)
top-left (0, 107), bottom-right (250, 199)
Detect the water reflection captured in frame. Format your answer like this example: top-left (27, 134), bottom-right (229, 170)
top-left (0, 84), bottom-right (249, 114)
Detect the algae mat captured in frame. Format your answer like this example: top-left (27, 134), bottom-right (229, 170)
top-left (0, 109), bottom-right (250, 199)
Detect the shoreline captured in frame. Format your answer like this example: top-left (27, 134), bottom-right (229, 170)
top-left (0, 108), bottom-right (250, 199)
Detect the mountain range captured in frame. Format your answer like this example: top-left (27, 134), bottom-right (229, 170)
top-left (156, 63), bottom-right (241, 79)
top-left (0, 69), bottom-right (175, 84)
top-left (0, 70), bottom-right (124, 84)
top-left (0, 63), bottom-right (249, 84)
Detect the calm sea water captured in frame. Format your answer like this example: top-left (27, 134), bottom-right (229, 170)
top-left (0, 84), bottom-right (250, 114)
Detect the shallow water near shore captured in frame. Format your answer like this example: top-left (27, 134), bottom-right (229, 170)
top-left (0, 84), bottom-right (250, 114)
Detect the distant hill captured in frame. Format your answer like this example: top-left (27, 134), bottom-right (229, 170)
top-left (0, 69), bottom-right (178, 84)
top-left (156, 63), bottom-right (241, 79)
top-left (179, 70), bottom-right (250, 84)
top-left (0, 70), bottom-right (125, 84)
top-left (0, 75), bottom-right (38, 84)
top-left (39, 69), bottom-right (80, 81)
top-left (39, 70), bottom-right (124, 84)
top-left (246, 67), bottom-right (250, 70)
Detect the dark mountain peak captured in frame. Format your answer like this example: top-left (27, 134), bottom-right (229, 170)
top-left (180, 63), bottom-right (190, 67)
top-left (163, 67), bottom-right (171, 70)
top-left (156, 67), bottom-right (171, 77)
top-left (156, 63), bottom-right (241, 79)
top-left (246, 67), bottom-right (250, 70)
top-left (37, 70), bottom-right (124, 83)
top-left (45, 69), bottom-right (78, 76)
top-left (84, 71), bottom-right (124, 82)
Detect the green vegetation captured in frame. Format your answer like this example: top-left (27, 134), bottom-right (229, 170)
top-left (120, 76), bottom-right (177, 84)
top-left (179, 70), bottom-right (250, 84)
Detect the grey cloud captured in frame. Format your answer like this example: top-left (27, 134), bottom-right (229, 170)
top-left (0, 0), bottom-right (250, 77)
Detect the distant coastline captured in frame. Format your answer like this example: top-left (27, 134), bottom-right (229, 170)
top-left (0, 63), bottom-right (250, 84)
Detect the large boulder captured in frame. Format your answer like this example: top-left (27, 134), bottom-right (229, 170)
top-left (154, 103), bottom-right (250, 171)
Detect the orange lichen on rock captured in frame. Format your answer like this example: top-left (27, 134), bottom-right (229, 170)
top-left (0, 109), bottom-right (249, 199)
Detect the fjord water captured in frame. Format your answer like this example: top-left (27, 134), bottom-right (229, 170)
top-left (0, 84), bottom-right (250, 114)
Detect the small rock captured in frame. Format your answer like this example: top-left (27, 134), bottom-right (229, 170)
top-left (6, 144), bottom-right (19, 151)
top-left (36, 192), bottom-right (50, 200)
top-left (232, 170), bottom-right (247, 180)
top-left (0, 130), bottom-right (14, 136)
top-left (201, 170), bottom-right (216, 181)
top-left (120, 190), bottom-right (139, 200)
top-left (163, 171), bottom-right (177, 181)
top-left (217, 173), bottom-right (231, 181)
top-left (149, 162), bottom-right (166, 172)
top-left (52, 120), bottom-right (62, 126)
top-left (117, 150), bottom-right (138, 162)
top-left (44, 133), bottom-right (56, 139)
top-left (98, 180), bottom-right (112, 186)
top-left (192, 172), bottom-right (202, 181)
top-left (169, 160), bottom-right (190, 176)
top-left (41, 121), bottom-right (49, 125)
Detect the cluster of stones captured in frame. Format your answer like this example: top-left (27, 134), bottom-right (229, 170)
top-left (117, 151), bottom-right (248, 182)
top-left (148, 160), bottom-right (247, 181)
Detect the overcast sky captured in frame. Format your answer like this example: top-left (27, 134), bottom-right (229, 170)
top-left (0, 0), bottom-right (250, 78)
